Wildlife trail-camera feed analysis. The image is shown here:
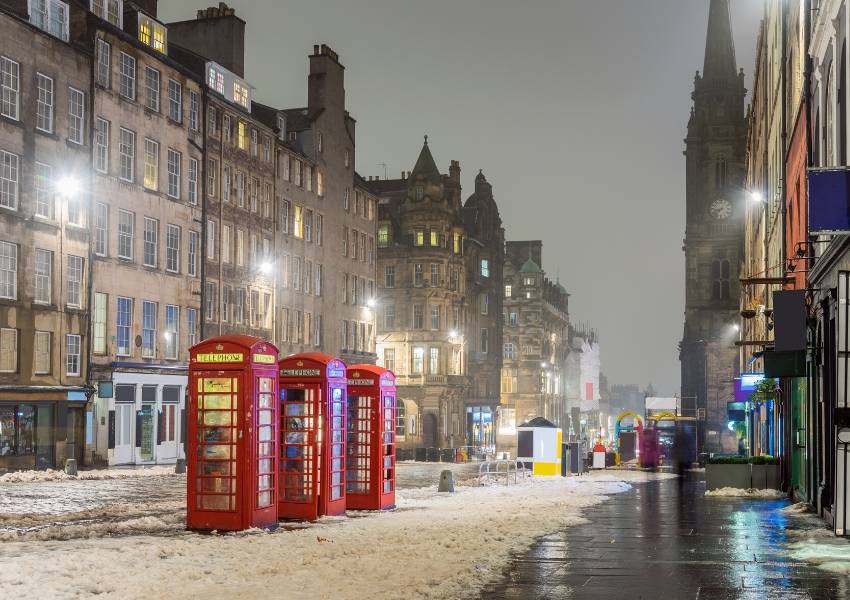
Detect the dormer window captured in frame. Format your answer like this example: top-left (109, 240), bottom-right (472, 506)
top-left (233, 81), bottom-right (249, 108)
top-left (29, 0), bottom-right (69, 41)
top-left (90, 0), bottom-right (122, 27)
top-left (277, 115), bottom-right (286, 141)
top-left (138, 14), bottom-right (167, 54)
top-left (205, 62), bottom-right (252, 110)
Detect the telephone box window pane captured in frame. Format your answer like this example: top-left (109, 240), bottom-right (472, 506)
top-left (258, 442), bottom-right (273, 456)
top-left (200, 395), bottom-right (232, 410)
top-left (203, 427), bottom-right (233, 443)
top-left (203, 444), bottom-right (232, 460)
top-left (202, 462), bottom-right (232, 476)
top-left (202, 378), bottom-right (233, 393)
top-left (258, 426), bottom-right (272, 441)
top-left (285, 403), bottom-right (307, 416)
top-left (258, 458), bottom-right (272, 472)
top-left (258, 475), bottom-right (272, 489)
top-left (258, 377), bottom-right (272, 392)
top-left (258, 394), bottom-right (272, 409)
top-left (258, 491), bottom-right (272, 507)
top-left (199, 496), bottom-right (231, 510)
top-left (258, 410), bottom-right (272, 426)
top-left (198, 478), bottom-right (234, 493)
top-left (203, 411), bottom-right (232, 426)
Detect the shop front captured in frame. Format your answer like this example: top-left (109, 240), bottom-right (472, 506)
top-left (92, 367), bottom-right (187, 467)
top-left (466, 405), bottom-right (495, 457)
top-left (0, 389), bottom-right (88, 473)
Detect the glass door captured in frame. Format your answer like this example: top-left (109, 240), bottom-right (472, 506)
top-left (256, 376), bottom-right (275, 509)
top-left (382, 394), bottom-right (395, 494)
top-left (160, 385), bottom-right (181, 461)
top-left (195, 374), bottom-right (240, 512)
top-left (114, 385), bottom-right (135, 464)
top-left (281, 386), bottom-right (316, 503)
top-left (346, 393), bottom-right (371, 495)
top-left (328, 387), bottom-right (345, 502)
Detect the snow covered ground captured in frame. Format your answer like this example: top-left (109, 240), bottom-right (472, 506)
top-left (0, 470), bottom-right (670, 600)
top-left (705, 487), bottom-right (787, 499)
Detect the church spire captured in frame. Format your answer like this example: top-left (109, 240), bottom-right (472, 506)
top-left (702, 0), bottom-right (738, 82)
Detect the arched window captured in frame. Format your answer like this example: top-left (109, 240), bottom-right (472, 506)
top-left (715, 156), bottom-right (727, 190)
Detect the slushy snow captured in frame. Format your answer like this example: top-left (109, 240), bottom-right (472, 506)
top-left (705, 487), bottom-right (786, 499)
top-left (0, 466), bottom-right (178, 483)
top-left (0, 471), bottom-right (668, 600)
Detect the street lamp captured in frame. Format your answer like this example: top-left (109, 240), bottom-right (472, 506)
top-left (749, 191), bottom-right (764, 203)
top-left (366, 297), bottom-right (376, 308)
top-left (259, 261), bottom-right (273, 276)
top-left (57, 176), bottom-right (81, 198)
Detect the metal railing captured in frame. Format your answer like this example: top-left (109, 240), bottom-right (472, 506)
top-left (477, 459), bottom-right (531, 486)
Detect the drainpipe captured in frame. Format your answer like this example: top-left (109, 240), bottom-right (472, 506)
top-left (199, 87), bottom-right (208, 338)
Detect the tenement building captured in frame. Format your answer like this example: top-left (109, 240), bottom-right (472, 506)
top-left (0, 2), bottom-right (91, 471)
top-left (82, 1), bottom-right (203, 466)
top-left (499, 241), bottom-right (569, 454)
top-left (168, 7), bottom-right (276, 343)
top-left (369, 139), bottom-right (470, 451)
top-left (170, 7), bottom-right (376, 362)
top-left (462, 171), bottom-right (504, 453)
top-left (680, 0), bottom-right (747, 453)
top-left (273, 43), bottom-right (377, 364)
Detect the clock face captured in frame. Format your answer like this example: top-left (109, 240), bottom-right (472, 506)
top-left (709, 198), bottom-right (732, 220)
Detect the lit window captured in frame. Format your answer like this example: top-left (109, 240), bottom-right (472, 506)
top-left (480, 259), bottom-right (489, 278)
top-left (143, 138), bottom-right (159, 190)
top-left (138, 14), bottom-right (167, 53)
top-left (233, 81), bottom-right (249, 107)
top-left (378, 224), bottom-right (389, 247)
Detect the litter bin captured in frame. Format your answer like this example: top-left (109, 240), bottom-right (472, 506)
top-left (568, 442), bottom-right (585, 475)
top-left (415, 447), bottom-right (427, 462)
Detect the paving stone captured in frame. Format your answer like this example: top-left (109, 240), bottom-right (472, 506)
top-left (474, 476), bottom-right (850, 600)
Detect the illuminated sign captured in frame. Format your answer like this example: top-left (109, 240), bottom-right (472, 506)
top-left (252, 354), bottom-right (275, 364)
top-left (348, 379), bottom-right (375, 386)
top-left (328, 368), bottom-right (346, 379)
top-left (196, 353), bottom-right (243, 363)
top-left (380, 378), bottom-right (395, 388)
top-left (281, 369), bottom-right (321, 377)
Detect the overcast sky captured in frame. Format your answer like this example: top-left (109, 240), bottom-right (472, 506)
top-left (161, 0), bottom-right (763, 395)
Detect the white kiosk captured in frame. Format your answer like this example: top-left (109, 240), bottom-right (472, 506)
top-left (516, 417), bottom-right (562, 476)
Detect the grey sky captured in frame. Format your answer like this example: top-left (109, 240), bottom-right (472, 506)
top-left (160, 0), bottom-right (763, 395)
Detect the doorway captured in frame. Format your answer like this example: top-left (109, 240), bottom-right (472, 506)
top-left (423, 413), bottom-right (438, 447)
top-left (114, 384), bottom-right (135, 464)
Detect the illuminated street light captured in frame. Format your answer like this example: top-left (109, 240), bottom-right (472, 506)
top-left (259, 261), bottom-right (273, 275)
top-left (449, 329), bottom-right (458, 339)
top-left (366, 297), bottom-right (376, 308)
top-left (749, 191), bottom-right (763, 203)
top-left (57, 176), bottom-right (81, 198)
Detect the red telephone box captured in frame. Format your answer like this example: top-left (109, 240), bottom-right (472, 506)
top-left (278, 353), bottom-right (347, 520)
top-left (186, 335), bottom-right (279, 531)
top-left (346, 365), bottom-right (397, 511)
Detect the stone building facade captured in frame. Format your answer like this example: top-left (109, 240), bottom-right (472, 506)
top-left (80, 1), bottom-right (203, 466)
top-left (369, 139), bottom-right (471, 451)
top-left (499, 241), bottom-right (569, 454)
top-left (462, 171), bottom-right (504, 452)
top-left (680, 0), bottom-right (747, 453)
top-left (0, 2), bottom-right (91, 472)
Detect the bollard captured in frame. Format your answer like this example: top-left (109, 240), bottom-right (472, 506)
top-left (64, 458), bottom-right (78, 476)
top-left (438, 469), bottom-right (455, 493)
top-left (174, 458), bottom-right (186, 474)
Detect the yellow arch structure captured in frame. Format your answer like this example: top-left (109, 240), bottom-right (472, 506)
top-left (650, 412), bottom-right (678, 423)
top-left (615, 411), bottom-right (643, 427)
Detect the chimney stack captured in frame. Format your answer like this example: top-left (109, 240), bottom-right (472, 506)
top-left (169, 3), bottom-right (246, 78)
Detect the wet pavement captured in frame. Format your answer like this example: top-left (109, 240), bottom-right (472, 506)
top-left (480, 474), bottom-right (850, 600)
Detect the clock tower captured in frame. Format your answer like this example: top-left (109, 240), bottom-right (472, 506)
top-left (680, 0), bottom-right (747, 453)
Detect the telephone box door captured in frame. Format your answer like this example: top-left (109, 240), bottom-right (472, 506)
top-left (322, 385), bottom-right (347, 517)
top-left (190, 370), bottom-right (243, 529)
top-left (280, 384), bottom-right (320, 521)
